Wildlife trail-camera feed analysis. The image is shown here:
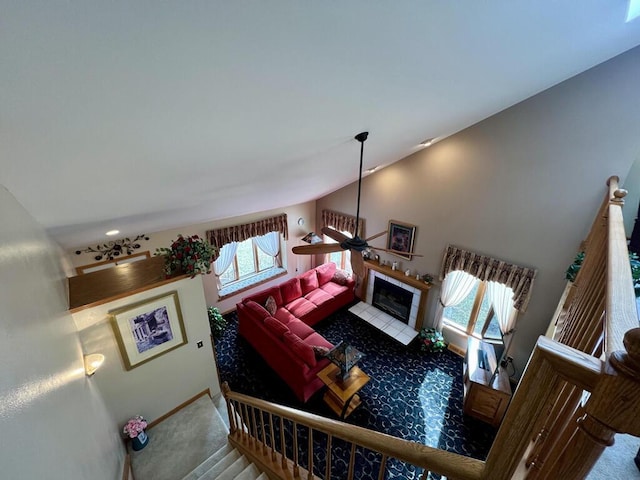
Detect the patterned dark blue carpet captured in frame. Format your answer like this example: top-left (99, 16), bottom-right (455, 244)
top-left (214, 307), bottom-right (497, 479)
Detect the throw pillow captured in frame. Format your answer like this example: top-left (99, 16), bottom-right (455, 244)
top-left (312, 345), bottom-right (330, 359)
top-left (264, 295), bottom-right (277, 316)
top-left (315, 262), bottom-right (337, 285)
top-left (283, 332), bottom-right (316, 367)
top-left (264, 316), bottom-right (289, 337)
top-left (299, 269), bottom-right (319, 295)
top-left (332, 269), bottom-right (350, 286)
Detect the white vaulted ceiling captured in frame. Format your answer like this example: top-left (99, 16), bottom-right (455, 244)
top-left (2, 1), bottom-right (640, 248)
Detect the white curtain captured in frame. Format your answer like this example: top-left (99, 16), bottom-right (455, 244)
top-left (214, 242), bottom-right (238, 276)
top-left (254, 231), bottom-right (280, 257)
top-left (432, 270), bottom-right (479, 330)
top-left (486, 281), bottom-right (518, 335)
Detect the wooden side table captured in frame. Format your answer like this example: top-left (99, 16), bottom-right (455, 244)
top-left (317, 363), bottom-right (370, 419)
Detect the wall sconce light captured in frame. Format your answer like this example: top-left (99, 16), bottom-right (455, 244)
top-left (301, 232), bottom-right (323, 244)
top-left (84, 353), bottom-right (105, 376)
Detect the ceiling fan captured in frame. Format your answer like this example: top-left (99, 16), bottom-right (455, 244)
top-left (292, 131), bottom-right (422, 277)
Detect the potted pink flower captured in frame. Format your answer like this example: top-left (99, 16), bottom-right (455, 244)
top-left (123, 415), bottom-right (149, 451)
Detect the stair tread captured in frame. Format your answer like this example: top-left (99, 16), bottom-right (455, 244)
top-left (234, 463), bottom-right (261, 480)
top-left (255, 473), bottom-right (269, 480)
top-left (215, 455), bottom-right (251, 480)
top-left (180, 444), bottom-right (233, 480)
top-left (196, 449), bottom-right (241, 480)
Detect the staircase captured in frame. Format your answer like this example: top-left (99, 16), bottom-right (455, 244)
top-left (129, 392), bottom-right (266, 480)
top-left (181, 444), bottom-right (267, 480)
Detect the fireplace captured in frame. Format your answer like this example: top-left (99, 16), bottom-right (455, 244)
top-left (372, 277), bottom-right (413, 324)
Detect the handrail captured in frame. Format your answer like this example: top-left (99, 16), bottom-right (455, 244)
top-left (222, 384), bottom-right (485, 480)
top-left (605, 176), bottom-right (638, 354)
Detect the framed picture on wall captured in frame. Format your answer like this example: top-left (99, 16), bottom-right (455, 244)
top-left (387, 220), bottom-right (417, 260)
top-left (110, 291), bottom-right (187, 370)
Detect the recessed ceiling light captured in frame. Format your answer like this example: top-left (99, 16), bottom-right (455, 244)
top-left (106, 230), bottom-right (120, 236)
top-left (419, 138), bottom-right (435, 147)
top-left (365, 166), bottom-right (379, 173)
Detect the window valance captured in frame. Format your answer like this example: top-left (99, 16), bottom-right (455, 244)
top-left (322, 209), bottom-right (364, 237)
top-left (206, 214), bottom-right (288, 259)
top-left (439, 245), bottom-right (537, 312)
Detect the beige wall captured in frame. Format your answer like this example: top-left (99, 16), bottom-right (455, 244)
top-left (72, 276), bottom-right (220, 426)
top-left (0, 186), bottom-right (123, 479)
top-left (68, 201), bottom-right (317, 313)
top-left (317, 45), bottom-right (640, 373)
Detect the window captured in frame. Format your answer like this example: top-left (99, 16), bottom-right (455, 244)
top-left (443, 278), bottom-right (512, 342)
top-left (216, 232), bottom-right (286, 297)
top-left (323, 228), bottom-right (352, 274)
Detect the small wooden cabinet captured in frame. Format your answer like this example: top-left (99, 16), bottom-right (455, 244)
top-left (463, 337), bottom-right (512, 427)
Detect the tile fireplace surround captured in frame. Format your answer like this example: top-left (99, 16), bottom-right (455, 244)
top-left (348, 264), bottom-right (431, 346)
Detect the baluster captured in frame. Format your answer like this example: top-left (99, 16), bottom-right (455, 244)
top-left (269, 412), bottom-right (276, 461)
top-left (241, 403), bottom-right (251, 438)
top-left (293, 421), bottom-right (300, 478)
top-left (250, 405), bottom-right (259, 447)
top-left (325, 434), bottom-right (332, 480)
top-left (222, 383), bottom-right (236, 433)
top-left (347, 443), bottom-right (356, 480)
top-left (376, 454), bottom-right (387, 480)
top-left (307, 427), bottom-right (314, 480)
top-left (280, 416), bottom-right (287, 469)
top-left (259, 408), bottom-right (268, 455)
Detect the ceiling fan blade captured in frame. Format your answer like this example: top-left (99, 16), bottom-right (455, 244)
top-left (365, 231), bottom-right (387, 242)
top-left (321, 227), bottom-right (349, 243)
top-left (292, 243), bottom-right (345, 255)
top-left (370, 247), bottom-right (424, 258)
top-left (350, 250), bottom-right (365, 278)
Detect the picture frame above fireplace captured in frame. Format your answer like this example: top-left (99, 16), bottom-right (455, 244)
top-left (387, 220), bottom-right (417, 260)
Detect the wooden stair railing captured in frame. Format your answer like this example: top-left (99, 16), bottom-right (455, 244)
top-left (221, 176), bottom-right (640, 479)
top-left (221, 382), bottom-right (484, 480)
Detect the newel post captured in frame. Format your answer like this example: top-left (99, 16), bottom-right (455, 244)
top-left (548, 328), bottom-right (640, 478)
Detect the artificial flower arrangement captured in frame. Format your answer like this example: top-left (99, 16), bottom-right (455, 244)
top-left (418, 328), bottom-right (447, 353)
top-left (155, 234), bottom-right (217, 277)
top-left (123, 415), bottom-right (147, 438)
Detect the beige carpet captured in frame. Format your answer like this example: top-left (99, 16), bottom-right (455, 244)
top-left (587, 433), bottom-right (640, 479)
top-left (129, 394), bottom-right (229, 480)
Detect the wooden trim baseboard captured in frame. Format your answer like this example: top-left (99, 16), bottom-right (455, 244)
top-left (147, 389), bottom-right (212, 430)
top-left (122, 453), bottom-right (132, 480)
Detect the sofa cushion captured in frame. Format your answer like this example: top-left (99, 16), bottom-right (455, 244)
top-left (304, 332), bottom-right (334, 350)
top-left (320, 281), bottom-right (351, 297)
top-left (244, 286), bottom-right (282, 308)
top-left (274, 308), bottom-right (298, 326)
top-left (332, 269), bottom-right (351, 286)
top-left (244, 300), bottom-right (271, 320)
top-left (281, 277), bottom-right (302, 304)
top-left (316, 262), bottom-right (337, 285)
top-left (286, 319), bottom-right (315, 340)
top-left (283, 332), bottom-right (316, 367)
top-left (304, 288), bottom-right (334, 308)
top-left (264, 316), bottom-right (289, 337)
top-left (264, 295), bottom-right (277, 316)
top-left (286, 297), bottom-right (317, 319)
top-left (299, 269), bottom-right (319, 295)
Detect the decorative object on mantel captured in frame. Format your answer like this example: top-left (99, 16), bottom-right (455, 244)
top-left (326, 341), bottom-right (365, 381)
top-left (155, 234), bottom-right (217, 277)
top-left (123, 415), bottom-right (149, 451)
top-left (418, 328), bottom-right (447, 353)
top-left (75, 234), bottom-right (150, 261)
top-left (421, 274), bottom-right (434, 285)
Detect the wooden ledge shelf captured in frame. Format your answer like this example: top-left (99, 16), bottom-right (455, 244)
top-left (68, 256), bottom-right (189, 313)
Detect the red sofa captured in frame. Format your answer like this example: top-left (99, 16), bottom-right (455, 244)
top-left (237, 263), bottom-right (356, 402)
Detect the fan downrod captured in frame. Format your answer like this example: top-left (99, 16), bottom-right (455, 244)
top-left (355, 131), bottom-right (369, 143)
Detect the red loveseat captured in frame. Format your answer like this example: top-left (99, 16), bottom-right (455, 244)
top-left (236, 263), bottom-right (356, 402)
